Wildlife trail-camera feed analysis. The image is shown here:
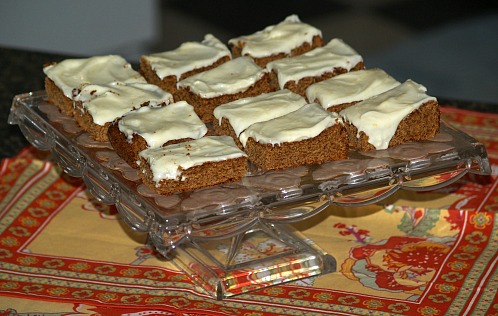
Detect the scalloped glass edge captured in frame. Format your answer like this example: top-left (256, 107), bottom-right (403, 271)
top-left (9, 91), bottom-right (492, 253)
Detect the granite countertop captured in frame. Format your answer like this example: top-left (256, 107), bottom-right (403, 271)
top-left (0, 47), bottom-right (81, 159)
top-left (1, 46), bottom-right (497, 160)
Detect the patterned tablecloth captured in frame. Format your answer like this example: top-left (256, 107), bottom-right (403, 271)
top-left (1, 106), bottom-right (497, 315)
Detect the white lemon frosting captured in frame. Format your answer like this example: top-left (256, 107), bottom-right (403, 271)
top-left (340, 80), bottom-right (437, 150)
top-left (228, 15), bottom-right (322, 58)
top-left (306, 68), bottom-right (401, 109)
top-left (239, 103), bottom-right (342, 147)
top-left (74, 82), bottom-right (173, 126)
top-left (143, 34), bottom-right (231, 80)
top-left (177, 56), bottom-right (268, 98)
top-left (118, 101), bottom-right (207, 148)
top-left (139, 136), bottom-right (247, 182)
top-left (43, 55), bottom-right (145, 99)
top-left (266, 38), bottom-right (363, 89)
top-left (213, 89), bottom-right (307, 137)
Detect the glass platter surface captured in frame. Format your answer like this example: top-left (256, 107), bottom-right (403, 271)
top-left (9, 91), bottom-right (492, 299)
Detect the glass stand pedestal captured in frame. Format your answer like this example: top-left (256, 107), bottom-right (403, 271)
top-left (161, 222), bottom-right (335, 300)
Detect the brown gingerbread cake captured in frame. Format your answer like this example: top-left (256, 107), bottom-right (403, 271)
top-left (139, 34), bottom-right (231, 99)
top-left (266, 38), bottom-right (365, 97)
top-left (228, 15), bottom-right (323, 67)
top-left (72, 82), bottom-right (173, 142)
top-left (44, 77), bottom-right (75, 117)
top-left (40, 14), bottom-right (447, 196)
top-left (107, 101), bottom-right (208, 168)
top-left (306, 68), bottom-right (401, 113)
top-left (212, 89), bottom-right (308, 149)
top-left (339, 80), bottom-right (440, 151)
top-left (138, 136), bottom-right (248, 195)
top-left (43, 55), bottom-right (145, 117)
top-left (239, 103), bottom-right (349, 170)
top-left (176, 56), bottom-right (278, 123)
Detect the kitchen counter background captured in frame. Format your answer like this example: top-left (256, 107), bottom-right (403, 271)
top-left (1, 48), bottom-right (78, 159)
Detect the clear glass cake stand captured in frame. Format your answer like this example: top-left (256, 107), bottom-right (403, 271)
top-left (9, 91), bottom-right (492, 300)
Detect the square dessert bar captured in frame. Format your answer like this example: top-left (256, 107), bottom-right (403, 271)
top-left (138, 136), bottom-right (248, 196)
top-left (306, 68), bottom-right (401, 112)
top-left (239, 103), bottom-right (348, 170)
top-left (108, 101), bottom-right (208, 168)
top-left (266, 38), bottom-right (365, 97)
top-left (140, 34), bottom-right (231, 98)
top-left (43, 55), bottom-right (145, 116)
top-left (176, 56), bottom-right (278, 123)
top-left (213, 89), bottom-right (308, 148)
top-left (228, 14), bottom-right (323, 67)
top-left (72, 82), bottom-right (173, 142)
top-left (339, 80), bottom-right (440, 151)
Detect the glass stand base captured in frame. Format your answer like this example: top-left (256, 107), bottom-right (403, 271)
top-left (162, 222), bottom-right (336, 300)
